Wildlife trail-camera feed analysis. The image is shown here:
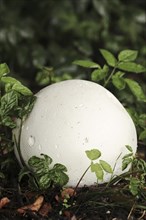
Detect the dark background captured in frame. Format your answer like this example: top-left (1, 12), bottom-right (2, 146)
top-left (0, 0), bottom-right (145, 90)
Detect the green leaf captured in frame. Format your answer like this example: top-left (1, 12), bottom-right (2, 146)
top-left (53, 163), bottom-right (67, 172)
top-left (86, 149), bottom-right (101, 160)
top-left (122, 153), bottom-right (133, 159)
top-left (138, 114), bottom-right (146, 128)
top-left (118, 62), bottom-right (146, 73)
top-left (1, 76), bottom-right (21, 85)
top-left (12, 83), bottom-right (32, 96)
top-left (91, 65), bottom-right (108, 82)
top-left (122, 157), bottom-right (133, 170)
top-left (99, 160), bottom-right (113, 173)
top-left (100, 49), bottom-right (117, 67)
top-left (0, 91), bottom-right (18, 116)
top-left (38, 173), bottom-right (51, 189)
top-left (129, 177), bottom-right (140, 196)
top-left (118, 50), bottom-right (138, 62)
top-left (51, 171), bottom-right (69, 186)
top-left (125, 145), bottom-right (133, 152)
top-left (0, 172), bottom-right (5, 179)
top-left (125, 78), bottom-right (146, 102)
top-left (139, 129), bottom-right (146, 140)
top-left (1, 116), bottom-right (16, 128)
top-left (91, 162), bottom-right (104, 180)
top-left (73, 60), bottom-right (101, 68)
top-left (112, 71), bottom-right (126, 90)
top-left (0, 63), bottom-right (10, 78)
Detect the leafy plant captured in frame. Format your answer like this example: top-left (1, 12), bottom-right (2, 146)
top-left (73, 49), bottom-right (146, 142)
top-left (19, 154), bottom-right (69, 190)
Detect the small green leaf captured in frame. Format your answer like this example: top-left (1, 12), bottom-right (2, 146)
top-left (112, 71), bottom-right (126, 90)
top-left (1, 116), bottom-right (16, 128)
top-left (122, 153), bottom-right (133, 159)
top-left (118, 62), bottom-right (146, 73)
top-left (38, 173), bottom-right (51, 189)
top-left (125, 145), bottom-right (133, 152)
top-left (99, 160), bottom-right (113, 173)
top-left (139, 129), bottom-right (146, 140)
top-left (138, 114), bottom-right (146, 128)
top-left (122, 157), bottom-right (133, 170)
top-left (100, 49), bottom-right (117, 67)
top-left (125, 78), bottom-right (146, 102)
top-left (51, 171), bottom-right (69, 186)
top-left (86, 149), bottom-right (101, 160)
top-left (91, 65), bottom-right (108, 82)
top-left (73, 60), bottom-right (101, 68)
top-left (0, 172), bottom-right (5, 179)
top-left (12, 83), bottom-right (32, 96)
top-left (1, 76), bottom-right (21, 85)
top-left (91, 162), bottom-right (104, 180)
top-left (118, 50), bottom-right (138, 62)
top-left (53, 163), bottom-right (67, 172)
top-left (0, 63), bottom-right (10, 78)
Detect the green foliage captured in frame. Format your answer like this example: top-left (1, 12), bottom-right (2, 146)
top-left (74, 49), bottom-right (146, 142)
top-left (86, 149), bottom-right (113, 181)
top-left (19, 154), bottom-right (69, 190)
top-left (0, 63), bottom-right (35, 180)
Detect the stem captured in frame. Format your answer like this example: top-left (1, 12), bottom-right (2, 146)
top-left (103, 62), bottom-right (120, 87)
top-left (72, 165), bottom-right (91, 198)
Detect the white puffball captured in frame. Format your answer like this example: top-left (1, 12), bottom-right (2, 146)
top-left (14, 80), bottom-right (137, 186)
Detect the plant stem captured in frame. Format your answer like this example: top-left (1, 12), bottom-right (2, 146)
top-left (104, 64), bottom-right (118, 87)
top-left (72, 165), bottom-right (91, 198)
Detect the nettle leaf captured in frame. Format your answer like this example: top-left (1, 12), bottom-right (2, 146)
top-left (73, 60), bottom-right (101, 68)
top-left (91, 65), bottom-right (108, 82)
top-left (1, 116), bottom-right (16, 128)
top-left (91, 162), bottom-right (104, 180)
top-left (125, 78), bottom-right (146, 102)
top-left (139, 129), bottom-right (146, 140)
top-left (38, 173), bottom-right (51, 189)
top-left (118, 50), bottom-right (138, 62)
top-left (0, 63), bottom-right (10, 78)
top-left (1, 90), bottom-right (18, 115)
top-left (53, 163), bottom-right (67, 172)
top-left (112, 71), bottom-right (126, 90)
top-left (100, 49), bottom-right (117, 67)
top-left (125, 145), bottom-right (133, 152)
top-left (99, 160), bottom-right (113, 173)
top-left (12, 83), bottom-right (32, 96)
top-left (86, 149), bottom-right (101, 160)
top-left (118, 62), bottom-right (146, 73)
top-left (1, 76), bottom-right (21, 85)
top-left (28, 154), bottom-right (52, 175)
top-left (122, 157), bottom-right (133, 171)
top-left (51, 171), bottom-right (69, 186)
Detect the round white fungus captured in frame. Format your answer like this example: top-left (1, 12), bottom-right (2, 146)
top-left (14, 80), bottom-right (137, 186)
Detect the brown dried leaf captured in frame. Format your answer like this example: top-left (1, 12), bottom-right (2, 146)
top-left (61, 188), bottom-right (76, 199)
top-left (39, 202), bottom-right (52, 217)
top-left (17, 195), bottom-right (44, 214)
top-left (0, 197), bottom-right (10, 209)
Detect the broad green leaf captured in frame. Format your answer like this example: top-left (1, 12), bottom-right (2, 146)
top-left (0, 91), bottom-right (18, 115)
top-left (38, 173), bottom-right (51, 189)
top-left (100, 49), bottom-right (117, 67)
top-left (112, 71), bottom-right (126, 90)
top-left (139, 129), bottom-right (146, 140)
top-left (118, 62), bottom-right (146, 73)
top-left (129, 177), bottom-right (140, 196)
top-left (125, 145), bottom-right (133, 152)
top-left (73, 60), bottom-right (101, 68)
top-left (51, 171), bottom-right (69, 186)
top-left (118, 50), bottom-right (138, 62)
top-left (1, 116), bottom-right (16, 128)
top-left (53, 163), bottom-right (67, 172)
top-left (86, 149), bottom-right (101, 160)
top-left (99, 160), bottom-right (113, 173)
top-left (125, 78), bottom-right (146, 102)
top-left (0, 63), bottom-right (10, 78)
top-left (91, 162), bottom-right (104, 180)
top-left (12, 83), bottom-right (32, 96)
top-left (1, 76), bottom-right (21, 85)
top-left (91, 65), bottom-right (108, 82)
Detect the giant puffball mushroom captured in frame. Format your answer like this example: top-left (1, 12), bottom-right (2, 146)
top-left (14, 80), bottom-right (137, 186)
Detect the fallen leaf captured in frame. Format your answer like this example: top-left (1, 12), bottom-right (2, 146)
top-left (17, 195), bottom-right (44, 214)
top-left (0, 197), bottom-right (10, 209)
top-left (39, 202), bottom-right (52, 217)
top-left (61, 188), bottom-right (76, 199)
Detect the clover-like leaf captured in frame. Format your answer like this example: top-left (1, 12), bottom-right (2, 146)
top-left (86, 149), bottom-right (101, 160)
